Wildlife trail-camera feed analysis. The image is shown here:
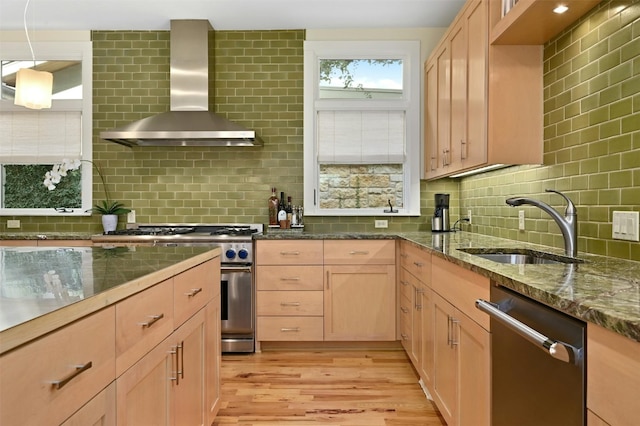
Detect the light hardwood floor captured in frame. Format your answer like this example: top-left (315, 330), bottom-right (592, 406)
top-left (213, 350), bottom-right (446, 425)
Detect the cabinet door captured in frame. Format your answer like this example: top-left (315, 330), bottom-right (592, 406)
top-left (432, 292), bottom-right (457, 426)
top-left (172, 309), bottom-right (206, 426)
top-left (424, 60), bottom-right (438, 178)
top-left (449, 19), bottom-right (466, 172)
top-left (324, 264), bottom-right (396, 341)
top-left (116, 336), bottom-right (172, 425)
top-left (419, 286), bottom-right (434, 391)
top-left (463, 0), bottom-right (488, 169)
top-left (62, 382), bottom-right (116, 426)
top-left (435, 42), bottom-right (451, 174)
top-left (457, 310), bottom-right (490, 426)
top-left (411, 283), bottom-right (423, 370)
top-left (206, 296), bottom-right (221, 425)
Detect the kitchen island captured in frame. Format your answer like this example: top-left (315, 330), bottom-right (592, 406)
top-left (0, 245), bottom-right (222, 426)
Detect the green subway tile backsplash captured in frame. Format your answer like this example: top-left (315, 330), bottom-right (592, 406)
top-left (461, 0), bottom-right (639, 261)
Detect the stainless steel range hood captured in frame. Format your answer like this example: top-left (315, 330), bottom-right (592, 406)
top-left (100, 20), bottom-right (262, 147)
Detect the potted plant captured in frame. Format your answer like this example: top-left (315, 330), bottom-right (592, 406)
top-left (44, 159), bottom-right (131, 233)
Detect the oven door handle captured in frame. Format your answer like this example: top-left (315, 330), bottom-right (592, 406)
top-left (475, 299), bottom-right (580, 364)
top-left (221, 266), bottom-right (252, 273)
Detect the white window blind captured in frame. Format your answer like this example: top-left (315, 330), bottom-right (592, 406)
top-left (0, 111), bottom-right (82, 163)
top-left (317, 110), bottom-right (405, 164)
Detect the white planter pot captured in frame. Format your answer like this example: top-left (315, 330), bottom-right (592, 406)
top-left (101, 214), bottom-right (118, 233)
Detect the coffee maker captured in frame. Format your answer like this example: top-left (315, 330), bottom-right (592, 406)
top-left (431, 193), bottom-right (451, 232)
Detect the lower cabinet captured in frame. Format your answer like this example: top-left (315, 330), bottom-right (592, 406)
top-left (587, 323), bottom-right (640, 426)
top-left (61, 382), bottom-right (116, 426)
top-left (420, 256), bottom-right (490, 426)
top-left (116, 308), bottom-right (207, 426)
top-left (324, 264), bottom-right (396, 341)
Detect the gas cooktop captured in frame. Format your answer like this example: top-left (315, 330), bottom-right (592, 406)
top-left (102, 224), bottom-right (262, 237)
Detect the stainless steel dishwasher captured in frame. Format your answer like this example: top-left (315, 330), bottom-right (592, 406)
top-left (476, 284), bottom-right (586, 426)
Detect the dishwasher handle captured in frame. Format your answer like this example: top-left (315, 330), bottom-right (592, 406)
top-left (475, 299), bottom-right (579, 365)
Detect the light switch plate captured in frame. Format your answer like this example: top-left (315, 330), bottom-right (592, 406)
top-left (7, 219), bottom-right (20, 228)
top-left (612, 211), bottom-right (639, 241)
top-left (518, 210), bottom-right (525, 230)
top-left (375, 220), bottom-right (388, 228)
top-left (127, 210), bottom-right (136, 224)
top-left (467, 209), bottom-right (472, 224)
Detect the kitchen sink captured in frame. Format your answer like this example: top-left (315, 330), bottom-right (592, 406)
top-left (457, 248), bottom-right (584, 265)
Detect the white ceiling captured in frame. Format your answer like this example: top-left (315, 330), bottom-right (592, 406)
top-left (0, 0), bottom-right (466, 31)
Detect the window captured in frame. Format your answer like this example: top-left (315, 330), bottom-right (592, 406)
top-left (0, 41), bottom-right (93, 216)
top-left (303, 41), bottom-right (421, 216)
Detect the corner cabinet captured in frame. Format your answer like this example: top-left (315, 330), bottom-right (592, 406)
top-left (324, 240), bottom-right (396, 341)
top-left (424, 0), bottom-right (543, 179)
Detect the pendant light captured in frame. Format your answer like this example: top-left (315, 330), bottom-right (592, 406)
top-left (14, 0), bottom-right (53, 109)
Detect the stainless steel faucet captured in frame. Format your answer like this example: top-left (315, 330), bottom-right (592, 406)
top-left (505, 189), bottom-right (578, 258)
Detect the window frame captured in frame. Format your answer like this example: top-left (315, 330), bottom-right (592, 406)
top-left (0, 41), bottom-right (93, 216)
top-left (303, 40), bottom-right (421, 217)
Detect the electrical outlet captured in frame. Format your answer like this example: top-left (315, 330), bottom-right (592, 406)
top-left (467, 209), bottom-right (472, 225)
top-left (127, 210), bottom-right (136, 223)
top-left (518, 210), bottom-right (525, 230)
top-left (375, 220), bottom-right (388, 229)
top-left (612, 211), bottom-right (639, 242)
top-left (7, 219), bottom-right (20, 229)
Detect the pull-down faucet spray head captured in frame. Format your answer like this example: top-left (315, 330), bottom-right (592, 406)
top-left (505, 189), bottom-right (578, 258)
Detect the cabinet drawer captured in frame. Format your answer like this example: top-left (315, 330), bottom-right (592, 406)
top-left (115, 278), bottom-right (174, 376)
top-left (431, 256), bottom-right (489, 330)
top-left (400, 242), bottom-right (431, 284)
top-left (257, 316), bottom-right (324, 341)
top-left (0, 307), bottom-right (116, 426)
top-left (256, 240), bottom-right (324, 265)
top-left (324, 240), bottom-right (395, 265)
top-left (256, 265), bottom-right (323, 290)
top-left (257, 291), bottom-right (324, 316)
top-left (174, 259), bottom-right (215, 326)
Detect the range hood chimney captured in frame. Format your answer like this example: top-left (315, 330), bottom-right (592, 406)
top-left (100, 20), bottom-right (262, 147)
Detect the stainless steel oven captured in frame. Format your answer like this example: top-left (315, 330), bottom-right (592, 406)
top-left (92, 223), bottom-right (262, 353)
top-left (220, 264), bottom-right (253, 352)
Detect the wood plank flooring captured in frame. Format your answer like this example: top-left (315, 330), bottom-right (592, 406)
top-left (213, 350), bottom-right (446, 426)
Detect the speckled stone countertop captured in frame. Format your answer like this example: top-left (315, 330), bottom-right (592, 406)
top-left (257, 230), bottom-right (640, 342)
top-left (0, 245), bottom-right (216, 336)
top-left (0, 232), bottom-right (93, 240)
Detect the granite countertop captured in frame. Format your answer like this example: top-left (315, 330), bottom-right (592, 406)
top-left (0, 232), bottom-right (94, 240)
top-left (0, 245), bottom-right (218, 351)
top-left (258, 230), bottom-right (640, 342)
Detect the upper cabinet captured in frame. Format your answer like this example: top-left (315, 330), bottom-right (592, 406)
top-left (424, 0), bottom-right (543, 179)
top-left (490, 0), bottom-right (602, 45)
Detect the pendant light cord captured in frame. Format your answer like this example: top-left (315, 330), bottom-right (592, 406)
top-left (23, 0), bottom-right (36, 67)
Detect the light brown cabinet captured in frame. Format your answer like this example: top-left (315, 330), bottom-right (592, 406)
top-left (429, 256), bottom-right (490, 426)
top-left (256, 240), bottom-right (324, 344)
top-left (0, 254), bottom-right (221, 426)
top-left (116, 258), bottom-right (219, 426)
top-left (255, 239), bottom-right (396, 344)
top-left (424, 0), bottom-right (542, 179)
top-left (587, 323), bottom-right (640, 426)
top-left (324, 240), bottom-right (396, 341)
top-left (0, 307), bottom-right (116, 426)
top-left (398, 240), bottom-right (433, 389)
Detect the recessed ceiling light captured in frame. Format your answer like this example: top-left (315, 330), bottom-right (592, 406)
top-left (553, 5), bottom-right (569, 14)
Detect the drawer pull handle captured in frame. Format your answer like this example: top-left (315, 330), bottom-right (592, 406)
top-left (400, 307), bottom-right (409, 314)
top-left (280, 302), bottom-right (301, 307)
top-left (413, 261), bottom-right (424, 267)
top-left (185, 288), bottom-right (203, 297)
top-left (400, 333), bottom-right (408, 341)
top-left (349, 250), bottom-right (370, 255)
top-left (280, 327), bottom-right (300, 332)
top-left (139, 313), bottom-right (164, 328)
top-left (280, 251), bottom-right (300, 255)
top-left (280, 277), bottom-right (301, 281)
top-left (400, 280), bottom-right (409, 286)
top-left (51, 361), bottom-right (92, 390)
top-left (400, 253), bottom-right (408, 258)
